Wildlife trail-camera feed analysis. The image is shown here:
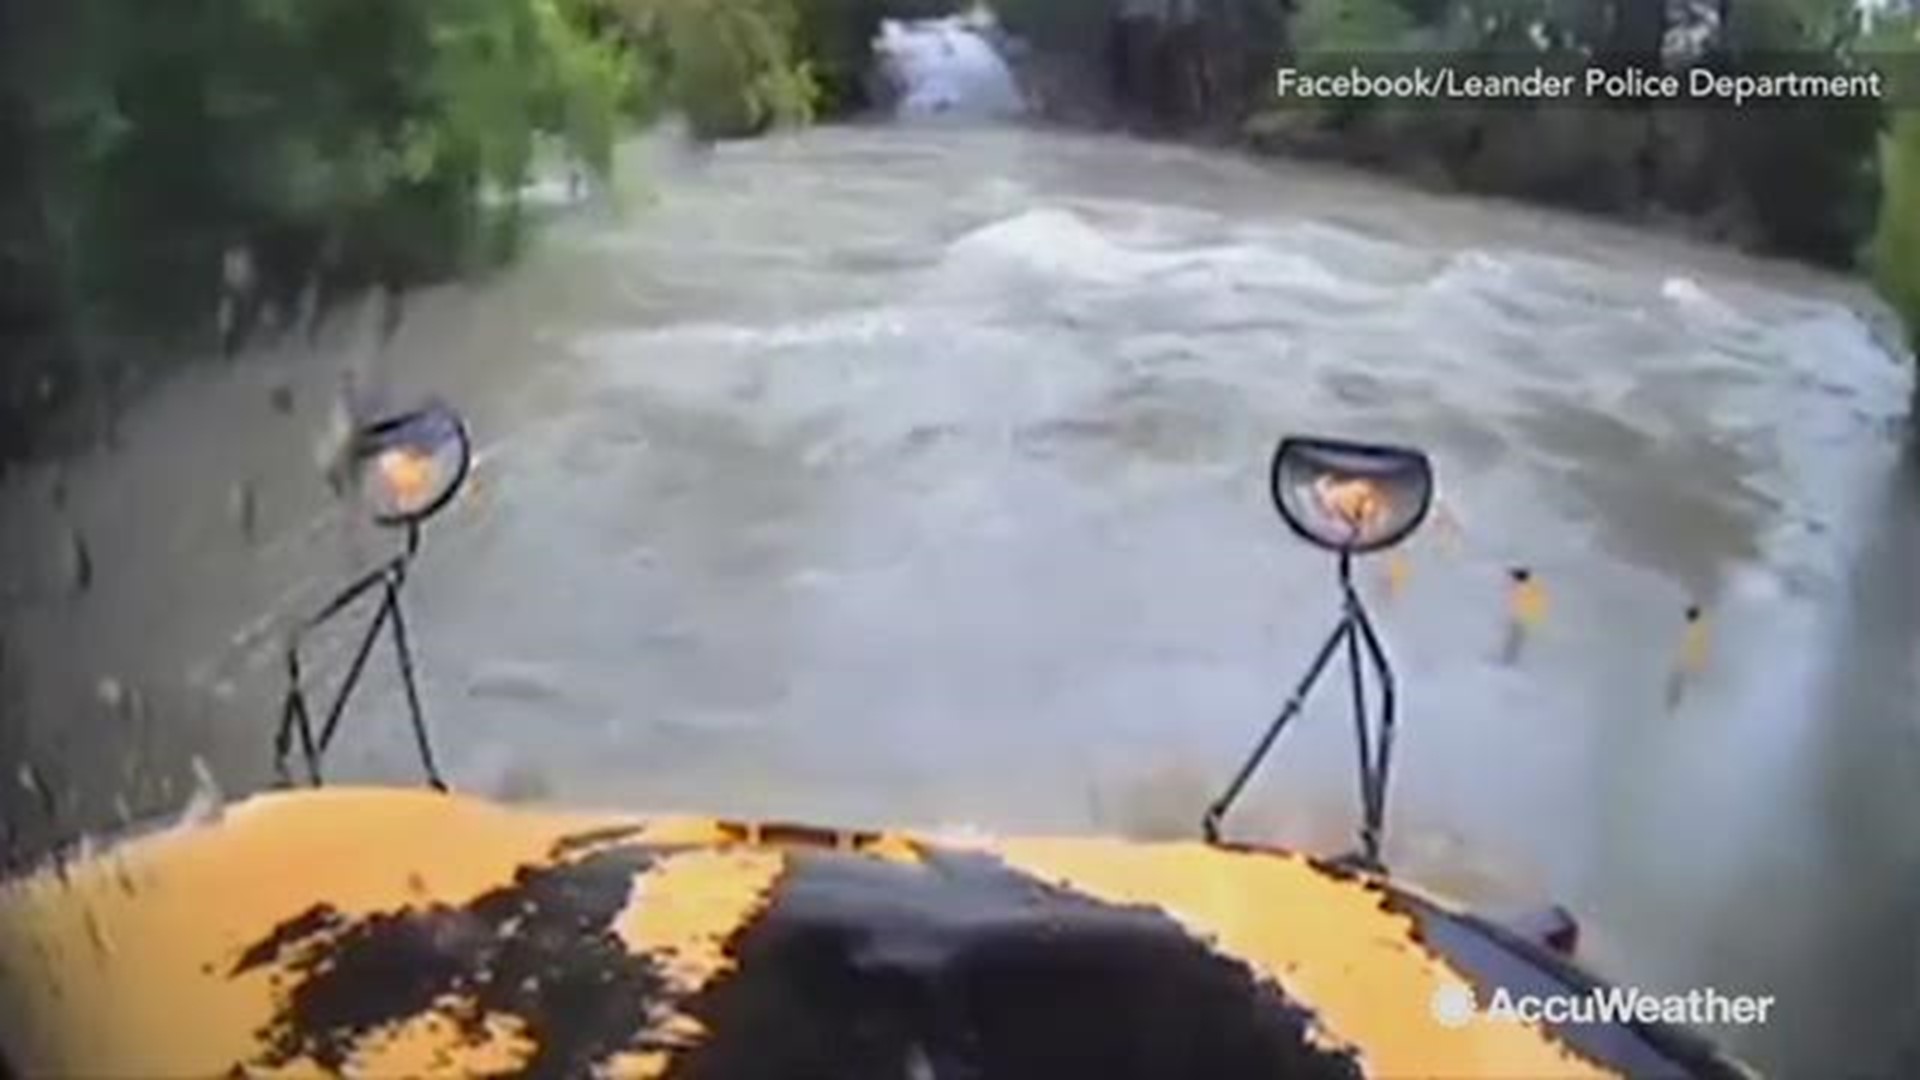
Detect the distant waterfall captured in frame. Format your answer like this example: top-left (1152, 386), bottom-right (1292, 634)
top-left (873, 9), bottom-right (1025, 120)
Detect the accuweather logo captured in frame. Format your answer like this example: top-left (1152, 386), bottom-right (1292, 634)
top-left (1428, 982), bottom-right (1777, 1029)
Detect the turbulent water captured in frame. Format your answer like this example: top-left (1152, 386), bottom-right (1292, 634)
top-left (2, 120), bottom-right (1917, 1072)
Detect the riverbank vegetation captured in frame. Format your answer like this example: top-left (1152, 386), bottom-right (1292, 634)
top-left (2, 0), bottom-right (1916, 462)
top-left (1875, 109), bottom-right (1920, 354)
top-left (0, 0), bottom-right (904, 461)
top-left (1250, 0), bottom-right (1897, 265)
top-left (996, 0), bottom-right (1919, 358)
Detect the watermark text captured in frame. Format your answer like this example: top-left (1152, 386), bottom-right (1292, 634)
top-left (1429, 982), bottom-right (1776, 1030)
top-left (1275, 61), bottom-right (1889, 107)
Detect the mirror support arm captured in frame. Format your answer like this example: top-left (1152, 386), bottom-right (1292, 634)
top-left (273, 541), bottom-right (446, 792)
top-left (1204, 552), bottom-right (1400, 869)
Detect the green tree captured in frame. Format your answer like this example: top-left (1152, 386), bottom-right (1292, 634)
top-left (597, 0), bottom-right (819, 138)
top-left (3, 0), bottom-right (897, 460)
top-left (0, 0), bottom-right (640, 457)
top-left (793, 0), bottom-right (891, 113)
top-left (22, 0), bottom-right (631, 330)
top-left (1873, 110), bottom-right (1920, 354)
top-left (1701, 0), bottom-right (1881, 265)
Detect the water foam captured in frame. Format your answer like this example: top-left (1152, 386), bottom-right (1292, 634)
top-left (943, 208), bottom-right (1180, 284)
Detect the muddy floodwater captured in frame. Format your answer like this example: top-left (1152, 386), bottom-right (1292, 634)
top-left (2, 125), bottom-right (1916, 1074)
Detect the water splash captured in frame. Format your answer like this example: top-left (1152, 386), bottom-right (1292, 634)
top-left (177, 756), bottom-right (225, 829)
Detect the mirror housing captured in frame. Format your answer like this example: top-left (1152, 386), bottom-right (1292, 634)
top-left (355, 401), bottom-right (472, 528)
top-left (1271, 436), bottom-right (1433, 556)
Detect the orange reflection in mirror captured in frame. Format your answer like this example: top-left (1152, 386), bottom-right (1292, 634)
top-left (1311, 474), bottom-right (1390, 538)
top-left (375, 447), bottom-right (438, 514)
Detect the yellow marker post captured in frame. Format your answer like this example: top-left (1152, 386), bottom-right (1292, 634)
top-left (1667, 604), bottom-right (1714, 708)
top-left (1499, 568), bottom-right (1547, 666)
top-left (1507, 568), bottom-right (1548, 630)
top-left (1383, 551), bottom-right (1412, 600)
top-left (1677, 605), bottom-right (1711, 677)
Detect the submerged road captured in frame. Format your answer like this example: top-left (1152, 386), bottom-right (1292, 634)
top-left (2, 121), bottom-right (1916, 1073)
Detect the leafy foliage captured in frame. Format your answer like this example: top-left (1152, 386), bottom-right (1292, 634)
top-left (1, 0), bottom-right (854, 454)
top-left (1873, 110), bottom-right (1920, 353)
top-left (655, 0), bottom-right (819, 136)
top-left (593, 0), bottom-right (821, 138)
top-left (1861, 13), bottom-right (1919, 353)
top-left (18, 0), bottom-right (633, 343)
top-left (1293, 0), bottom-right (1415, 54)
top-left (0, 0), bottom-right (940, 456)
top-left (1429, 0), bottom-right (1585, 50)
top-left (1722, 0), bottom-right (1857, 52)
top-left (1708, 0), bottom-right (1884, 266)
